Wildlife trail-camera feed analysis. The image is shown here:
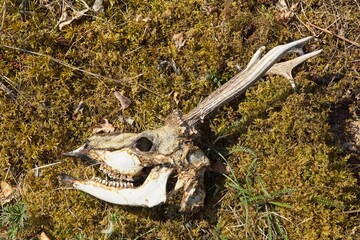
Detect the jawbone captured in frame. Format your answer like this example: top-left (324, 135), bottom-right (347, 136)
top-left (61, 166), bottom-right (173, 207)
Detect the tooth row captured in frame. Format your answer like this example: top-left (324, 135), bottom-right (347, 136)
top-left (91, 177), bottom-right (134, 188)
top-left (100, 163), bottom-right (134, 182)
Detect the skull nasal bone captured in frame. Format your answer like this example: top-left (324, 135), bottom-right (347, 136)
top-left (135, 137), bottom-right (153, 152)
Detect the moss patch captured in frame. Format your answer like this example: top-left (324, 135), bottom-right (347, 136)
top-left (0, 0), bottom-right (359, 239)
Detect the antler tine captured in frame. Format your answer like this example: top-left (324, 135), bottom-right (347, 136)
top-left (266, 49), bottom-right (323, 90)
top-left (183, 36), bottom-right (320, 128)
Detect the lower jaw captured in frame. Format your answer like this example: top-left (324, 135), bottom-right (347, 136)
top-left (61, 166), bottom-right (174, 208)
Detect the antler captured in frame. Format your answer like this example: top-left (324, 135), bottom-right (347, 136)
top-left (183, 36), bottom-right (322, 128)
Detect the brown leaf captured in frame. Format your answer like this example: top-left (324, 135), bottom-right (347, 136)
top-left (39, 232), bottom-right (51, 240)
top-left (275, 0), bottom-right (298, 23)
top-left (1, 181), bottom-right (15, 204)
top-left (92, 119), bottom-right (115, 134)
top-left (172, 33), bottom-right (186, 50)
top-left (114, 91), bottom-right (131, 110)
top-left (59, 8), bottom-right (89, 30)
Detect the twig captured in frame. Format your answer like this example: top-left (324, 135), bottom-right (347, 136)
top-left (306, 22), bottom-right (360, 47)
top-left (0, 44), bottom-right (156, 94)
top-left (342, 209), bottom-right (360, 214)
top-left (31, 161), bottom-right (63, 171)
top-left (0, 0), bottom-right (5, 31)
top-left (0, 81), bottom-right (16, 100)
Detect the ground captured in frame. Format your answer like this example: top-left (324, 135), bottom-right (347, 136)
top-left (0, 0), bottom-right (359, 239)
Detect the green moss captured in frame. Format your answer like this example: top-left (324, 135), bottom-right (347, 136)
top-left (0, 0), bottom-right (359, 239)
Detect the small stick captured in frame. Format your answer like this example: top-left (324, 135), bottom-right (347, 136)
top-left (0, 45), bottom-right (154, 94)
top-left (0, 0), bottom-right (5, 31)
top-left (307, 22), bottom-right (360, 47)
top-left (31, 161), bottom-right (63, 171)
top-left (0, 81), bottom-right (16, 100)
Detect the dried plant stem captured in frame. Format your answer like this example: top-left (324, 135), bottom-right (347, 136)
top-left (0, 81), bottom-right (16, 100)
top-left (0, 0), bottom-right (5, 31)
top-left (0, 44), bottom-right (155, 93)
top-left (306, 22), bottom-right (360, 47)
top-left (31, 161), bottom-right (63, 171)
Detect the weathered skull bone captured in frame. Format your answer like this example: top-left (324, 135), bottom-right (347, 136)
top-left (61, 37), bottom-right (322, 212)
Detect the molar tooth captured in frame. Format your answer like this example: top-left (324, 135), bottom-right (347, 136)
top-left (126, 182), bottom-right (134, 188)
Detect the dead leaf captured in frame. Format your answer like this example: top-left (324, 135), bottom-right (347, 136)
top-left (118, 115), bottom-right (135, 126)
top-left (1, 181), bottom-right (15, 204)
top-left (92, 119), bottom-right (115, 134)
top-left (39, 0), bottom-right (56, 14)
top-left (39, 232), bottom-right (50, 240)
top-left (275, 0), bottom-right (298, 23)
top-left (59, 8), bottom-right (89, 30)
top-left (276, 0), bottom-right (287, 10)
top-left (92, 0), bottom-right (104, 13)
top-left (172, 33), bottom-right (186, 50)
top-left (114, 91), bottom-right (131, 110)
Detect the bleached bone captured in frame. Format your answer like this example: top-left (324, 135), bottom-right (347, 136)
top-left (265, 49), bottom-right (323, 90)
top-left (61, 166), bottom-right (173, 207)
top-left (183, 36), bottom-right (321, 127)
top-left (62, 37), bottom-right (322, 212)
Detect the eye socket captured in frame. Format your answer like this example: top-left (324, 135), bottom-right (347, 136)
top-left (135, 137), bottom-right (153, 152)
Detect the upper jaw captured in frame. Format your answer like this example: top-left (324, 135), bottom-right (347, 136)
top-left (63, 144), bottom-right (145, 176)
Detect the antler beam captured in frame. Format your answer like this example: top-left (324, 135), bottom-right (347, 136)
top-left (183, 36), bottom-right (322, 127)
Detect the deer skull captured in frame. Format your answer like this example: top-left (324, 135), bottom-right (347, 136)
top-left (61, 36), bottom-right (322, 212)
top-left (61, 112), bottom-right (209, 212)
